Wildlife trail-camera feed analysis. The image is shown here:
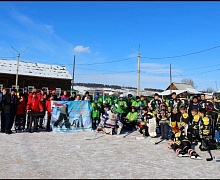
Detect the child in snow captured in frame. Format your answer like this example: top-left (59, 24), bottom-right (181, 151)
top-left (190, 108), bottom-right (201, 142)
top-left (157, 104), bottom-right (170, 140)
top-left (124, 106), bottom-right (138, 131)
top-left (168, 127), bottom-right (202, 159)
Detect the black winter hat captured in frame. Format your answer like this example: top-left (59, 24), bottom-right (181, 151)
top-left (136, 96), bottom-right (140, 100)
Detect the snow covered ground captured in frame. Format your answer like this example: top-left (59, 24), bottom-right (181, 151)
top-left (0, 130), bottom-right (220, 179)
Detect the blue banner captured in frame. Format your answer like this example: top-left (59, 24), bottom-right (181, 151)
top-left (51, 101), bottom-right (92, 133)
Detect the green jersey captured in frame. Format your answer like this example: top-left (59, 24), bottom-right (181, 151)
top-left (91, 102), bottom-right (102, 118)
top-left (117, 100), bottom-right (128, 114)
top-left (127, 98), bottom-right (135, 111)
top-left (126, 111), bottom-right (138, 122)
top-left (105, 96), bottom-right (114, 106)
top-left (132, 100), bottom-right (142, 110)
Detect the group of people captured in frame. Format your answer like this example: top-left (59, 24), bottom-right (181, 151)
top-left (89, 91), bottom-right (220, 159)
top-left (1, 87), bottom-right (220, 159)
top-left (0, 87), bottom-right (76, 134)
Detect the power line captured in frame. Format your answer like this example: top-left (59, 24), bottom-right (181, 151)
top-left (20, 56), bottom-right (137, 66)
top-left (182, 63), bottom-right (220, 71)
top-left (76, 67), bottom-right (136, 73)
top-left (0, 56), bottom-right (17, 59)
top-left (76, 70), bottom-right (137, 76)
top-left (76, 57), bottom-right (136, 66)
top-left (141, 45), bottom-right (220, 59)
top-left (173, 68), bottom-right (220, 77)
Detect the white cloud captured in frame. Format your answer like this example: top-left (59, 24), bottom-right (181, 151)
top-left (11, 10), bottom-right (34, 25)
top-left (74, 46), bottom-right (91, 53)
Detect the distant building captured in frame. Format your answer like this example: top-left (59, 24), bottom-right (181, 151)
top-left (159, 82), bottom-right (201, 98)
top-left (0, 59), bottom-right (72, 92)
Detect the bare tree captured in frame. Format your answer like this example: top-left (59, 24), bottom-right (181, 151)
top-left (203, 87), bottom-right (215, 93)
top-left (181, 78), bottom-right (197, 89)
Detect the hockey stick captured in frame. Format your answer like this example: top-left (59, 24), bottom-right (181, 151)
top-left (123, 131), bottom-right (132, 138)
top-left (206, 143), bottom-right (214, 161)
top-left (155, 138), bottom-right (165, 145)
top-left (202, 138), bottom-right (214, 161)
top-left (85, 130), bottom-right (98, 140)
top-left (85, 119), bottom-right (102, 140)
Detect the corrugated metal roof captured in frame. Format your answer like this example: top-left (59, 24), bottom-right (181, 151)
top-left (159, 89), bottom-right (201, 96)
top-left (0, 59), bottom-right (72, 79)
top-left (172, 83), bottom-right (194, 90)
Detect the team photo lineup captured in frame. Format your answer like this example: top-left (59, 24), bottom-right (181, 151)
top-left (1, 87), bottom-right (220, 161)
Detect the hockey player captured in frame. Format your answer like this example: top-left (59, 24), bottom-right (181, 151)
top-left (138, 106), bottom-right (154, 137)
top-left (91, 97), bottom-right (102, 130)
top-left (105, 92), bottom-right (115, 107)
top-left (188, 96), bottom-right (199, 124)
top-left (103, 101), bottom-right (111, 113)
top-left (116, 94), bottom-right (128, 124)
top-left (132, 96), bottom-right (142, 111)
top-left (101, 105), bottom-right (123, 135)
top-left (149, 93), bottom-right (161, 115)
top-left (168, 92), bottom-right (183, 130)
top-left (157, 104), bottom-right (170, 140)
top-left (168, 126), bottom-right (202, 159)
top-left (94, 92), bottom-right (103, 104)
top-left (140, 95), bottom-right (147, 108)
top-left (198, 93), bottom-right (208, 109)
top-left (198, 108), bottom-right (212, 151)
top-left (149, 93), bottom-right (162, 135)
top-left (179, 105), bottom-right (190, 125)
top-left (190, 108), bottom-right (201, 142)
top-left (138, 104), bottom-right (145, 121)
top-left (124, 106), bottom-right (138, 131)
top-left (127, 93), bottom-right (135, 112)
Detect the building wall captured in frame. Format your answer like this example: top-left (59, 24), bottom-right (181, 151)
top-left (166, 83), bottom-right (178, 90)
top-left (0, 73), bottom-right (71, 90)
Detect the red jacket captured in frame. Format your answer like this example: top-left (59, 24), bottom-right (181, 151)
top-left (45, 99), bottom-right (52, 117)
top-left (16, 97), bottom-right (27, 115)
top-left (37, 92), bottom-right (44, 101)
top-left (28, 92), bottom-right (33, 103)
top-left (26, 96), bottom-right (44, 112)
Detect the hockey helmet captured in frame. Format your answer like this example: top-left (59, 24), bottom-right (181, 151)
top-left (119, 94), bottom-right (124, 98)
top-left (111, 105), bottom-right (117, 113)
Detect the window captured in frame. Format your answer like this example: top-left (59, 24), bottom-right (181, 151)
top-left (28, 86), bottom-right (34, 93)
top-left (56, 88), bottom-right (61, 97)
top-left (12, 85), bottom-right (19, 89)
top-left (42, 87), bottom-right (48, 94)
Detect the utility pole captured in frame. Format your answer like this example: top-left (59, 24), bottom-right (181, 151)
top-left (11, 46), bottom-right (29, 90)
top-left (137, 45), bottom-right (141, 96)
top-left (15, 53), bottom-right (20, 90)
top-left (128, 44), bottom-right (141, 96)
top-left (170, 64), bottom-right (172, 94)
top-left (72, 55), bottom-right (76, 91)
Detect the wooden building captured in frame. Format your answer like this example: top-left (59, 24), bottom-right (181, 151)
top-left (159, 82), bottom-right (201, 98)
top-left (0, 59), bottom-right (72, 93)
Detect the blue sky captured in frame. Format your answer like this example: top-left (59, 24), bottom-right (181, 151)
top-left (1, 1), bottom-right (220, 91)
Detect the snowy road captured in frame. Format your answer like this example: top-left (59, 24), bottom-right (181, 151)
top-left (0, 130), bottom-right (220, 179)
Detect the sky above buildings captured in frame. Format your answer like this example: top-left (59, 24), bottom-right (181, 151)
top-left (1, 1), bottom-right (220, 91)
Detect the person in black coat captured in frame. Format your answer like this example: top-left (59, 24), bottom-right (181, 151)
top-left (2, 88), bottom-right (19, 134)
top-left (0, 90), bottom-right (3, 132)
